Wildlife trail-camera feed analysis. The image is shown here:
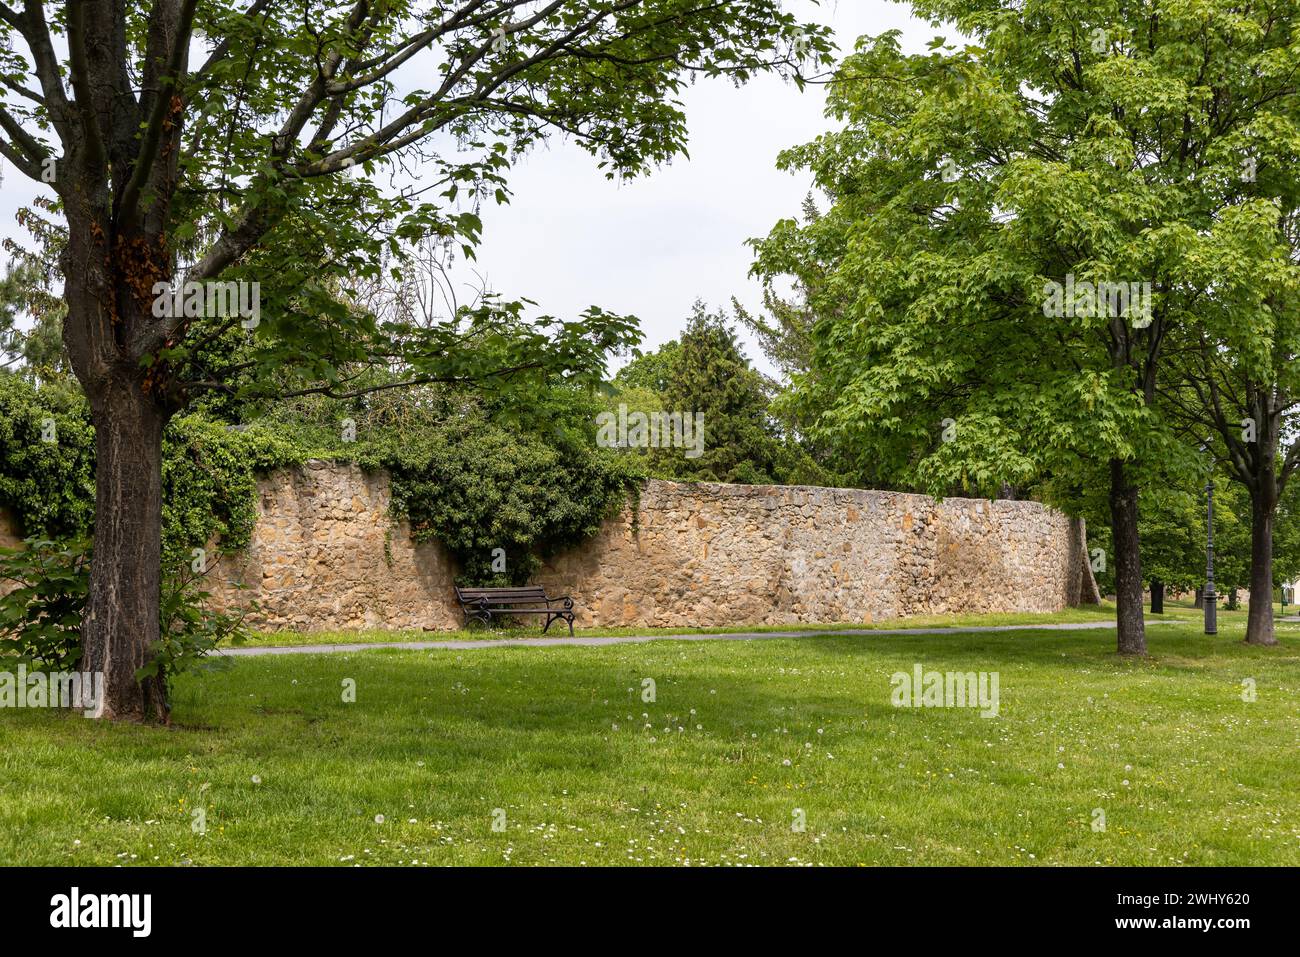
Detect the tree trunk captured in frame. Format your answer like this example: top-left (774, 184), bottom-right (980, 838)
top-left (1245, 488), bottom-right (1279, 646)
top-left (60, 198), bottom-right (175, 722)
top-left (81, 376), bottom-right (170, 721)
top-left (1193, 585), bottom-right (1203, 609)
top-left (1150, 579), bottom-right (1163, 614)
top-left (1068, 517), bottom-right (1102, 605)
top-left (1109, 458), bottom-right (1147, 655)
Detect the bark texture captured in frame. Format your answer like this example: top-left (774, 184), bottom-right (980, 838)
top-left (1246, 488), bottom-right (1279, 645)
top-left (1109, 458), bottom-right (1147, 655)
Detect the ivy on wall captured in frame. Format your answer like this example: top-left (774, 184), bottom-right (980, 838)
top-left (0, 376), bottom-right (303, 569)
top-left (375, 409), bottom-right (638, 584)
top-left (160, 416), bottom-right (304, 568)
top-left (0, 377), bottom-right (95, 540)
top-left (0, 375), bottom-right (639, 586)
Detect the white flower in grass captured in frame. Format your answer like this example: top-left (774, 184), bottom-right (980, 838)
top-left (251, 775), bottom-right (262, 785)
top-left (375, 814), bottom-right (385, 824)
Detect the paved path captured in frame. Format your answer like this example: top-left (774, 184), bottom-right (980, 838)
top-left (220, 619), bottom-right (1184, 657)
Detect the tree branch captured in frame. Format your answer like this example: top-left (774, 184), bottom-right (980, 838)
top-left (0, 101), bottom-right (48, 163)
top-left (118, 0), bottom-right (199, 225)
top-left (64, 0), bottom-right (107, 173)
top-left (192, 0), bottom-right (277, 79)
top-left (0, 133), bottom-right (41, 179)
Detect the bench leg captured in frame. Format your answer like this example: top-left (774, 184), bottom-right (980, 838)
top-left (541, 612), bottom-right (571, 636)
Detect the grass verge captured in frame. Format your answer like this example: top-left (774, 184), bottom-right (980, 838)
top-left (1, 615), bottom-right (1295, 866)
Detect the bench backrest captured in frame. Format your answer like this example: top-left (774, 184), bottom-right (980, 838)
top-left (456, 586), bottom-right (548, 605)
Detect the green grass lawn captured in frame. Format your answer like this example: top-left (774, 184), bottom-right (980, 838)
top-left (1, 614), bottom-right (1296, 866)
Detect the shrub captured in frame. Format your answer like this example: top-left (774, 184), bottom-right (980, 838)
top-left (0, 537), bottom-right (89, 669)
top-left (0, 376), bottom-right (95, 541)
top-left (0, 537), bottom-right (251, 682)
top-left (145, 567), bottom-right (252, 683)
top-left (383, 411), bottom-right (638, 584)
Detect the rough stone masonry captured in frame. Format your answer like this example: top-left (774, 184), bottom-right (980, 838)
top-left (196, 462), bottom-right (1097, 631)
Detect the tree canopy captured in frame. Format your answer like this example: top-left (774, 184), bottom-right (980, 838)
top-left (0, 0), bottom-right (833, 720)
top-left (753, 1), bottom-right (1300, 652)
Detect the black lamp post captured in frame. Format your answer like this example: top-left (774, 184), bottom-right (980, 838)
top-left (1204, 473), bottom-right (1217, 635)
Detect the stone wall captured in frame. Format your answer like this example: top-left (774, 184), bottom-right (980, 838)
top-left (189, 463), bottom-right (1094, 631)
top-left (536, 480), bottom-right (1092, 628)
top-left (205, 462), bottom-right (461, 631)
top-left (0, 463), bottom-right (1094, 630)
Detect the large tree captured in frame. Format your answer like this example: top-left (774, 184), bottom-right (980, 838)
top-left (0, 1), bottom-right (830, 720)
top-left (753, 1), bottom-right (1300, 655)
top-left (1159, 326), bottom-right (1300, 644)
top-left (657, 301), bottom-right (783, 483)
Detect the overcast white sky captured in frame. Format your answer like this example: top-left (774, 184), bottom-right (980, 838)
top-left (464, 0), bottom-right (939, 377)
top-left (0, 1), bottom-right (943, 381)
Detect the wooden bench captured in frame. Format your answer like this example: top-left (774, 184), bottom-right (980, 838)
top-left (453, 585), bottom-right (576, 635)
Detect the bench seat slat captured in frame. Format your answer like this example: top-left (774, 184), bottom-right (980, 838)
top-left (456, 588), bottom-right (547, 597)
top-left (459, 592), bottom-right (545, 595)
top-left (472, 607), bottom-right (554, 614)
